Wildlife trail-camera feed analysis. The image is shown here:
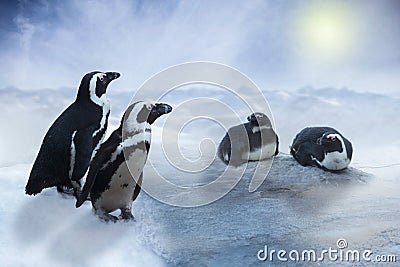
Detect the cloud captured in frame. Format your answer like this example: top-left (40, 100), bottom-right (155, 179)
top-left (14, 15), bottom-right (36, 51)
top-left (0, 0), bottom-right (272, 91)
top-left (0, 0), bottom-right (399, 93)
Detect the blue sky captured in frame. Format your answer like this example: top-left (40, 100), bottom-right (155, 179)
top-left (0, 0), bottom-right (399, 93)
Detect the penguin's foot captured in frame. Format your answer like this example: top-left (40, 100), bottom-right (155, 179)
top-left (94, 209), bottom-right (118, 223)
top-left (101, 214), bottom-right (119, 223)
top-left (120, 209), bottom-right (135, 221)
top-left (57, 186), bottom-right (75, 198)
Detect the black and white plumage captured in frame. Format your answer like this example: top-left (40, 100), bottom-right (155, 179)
top-left (290, 126), bottom-right (353, 171)
top-left (76, 101), bottom-right (172, 222)
top-left (217, 112), bottom-right (279, 166)
top-left (25, 71), bottom-right (120, 196)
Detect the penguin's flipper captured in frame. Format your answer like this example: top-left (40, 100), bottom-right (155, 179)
top-left (75, 139), bottom-right (117, 208)
top-left (292, 142), bottom-right (314, 166)
top-left (217, 134), bottom-right (231, 165)
top-left (274, 134), bottom-right (279, 155)
top-left (75, 159), bottom-right (101, 208)
top-left (70, 127), bottom-right (95, 182)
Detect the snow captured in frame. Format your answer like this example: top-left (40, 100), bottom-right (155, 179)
top-left (0, 86), bottom-right (399, 266)
top-left (0, 164), bottom-right (165, 267)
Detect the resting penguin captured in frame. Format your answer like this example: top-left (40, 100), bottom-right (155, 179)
top-left (217, 112), bottom-right (279, 166)
top-left (25, 71), bottom-right (120, 197)
top-left (75, 101), bottom-right (172, 222)
top-left (290, 126), bottom-right (353, 171)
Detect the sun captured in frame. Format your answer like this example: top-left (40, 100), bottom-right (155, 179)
top-left (295, 2), bottom-right (355, 62)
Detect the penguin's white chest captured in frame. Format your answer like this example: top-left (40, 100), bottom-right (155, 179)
top-left (320, 151), bottom-right (350, 171)
top-left (247, 142), bottom-right (276, 161)
top-left (91, 101), bottom-right (110, 159)
top-left (95, 149), bottom-right (147, 213)
top-left (69, 131), bottom-right (77, 179)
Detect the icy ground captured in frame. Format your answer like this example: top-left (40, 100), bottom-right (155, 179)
top-left (0, 87), bottom-right (399, 266)
top-left (138, 155), bottom-right (399, 266)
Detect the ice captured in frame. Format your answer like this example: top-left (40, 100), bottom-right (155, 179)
top-left (0, 86), bottom-right (399, 266)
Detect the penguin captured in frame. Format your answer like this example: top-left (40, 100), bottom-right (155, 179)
top-left (217, 112), bottom-right (279, 166)
top-left (290, 126), bottom-right (353, 171)
top-left (75, 101), bottom-right (172, 222)
top-left (25, 71), bottom-right (120, 197)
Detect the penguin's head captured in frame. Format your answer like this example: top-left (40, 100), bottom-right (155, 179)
top-left (122, 101), bottom-right (173, 131)
top-left (317, 133), bottom-right (344, 153)
top-left (77, 71), bottom-right (120, 105)
top-left (146, 103), bottom-right (173, 124)
top-left (247, 112), bottom-right (272, 127)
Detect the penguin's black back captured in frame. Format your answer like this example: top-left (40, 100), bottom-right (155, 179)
top-left (290, 126), bottom-right (353, 166)
top-left (291, 126), bottom-right (339, 150)
top-left (217, 122), bottom-right (278, 164)
top-left (26, 101), bottom-right (103, 195)
top-left (217, 122), bottom-right (251, 164)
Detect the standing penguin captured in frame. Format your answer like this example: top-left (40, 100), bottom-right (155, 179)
top-left (25, 71), bottom-right (120, 196)
top-left (290, 126), bottom-right (353, 171)
top-left (217, 112), bottom-right (279, 166)
top-left (75, 101), bottom-right (172, 222)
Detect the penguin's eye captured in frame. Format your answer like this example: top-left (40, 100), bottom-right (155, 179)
top-left (98, 73), bottom-right (106, 82)
top-left (326, 135), bottom-right (336, 141)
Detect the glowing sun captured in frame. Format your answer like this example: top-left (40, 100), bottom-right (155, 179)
top-left (296, 2), bottom-right (355, 62)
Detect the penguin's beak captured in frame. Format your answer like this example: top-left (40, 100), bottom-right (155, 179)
top-left (103, 72), bottom-right (121, 84)
top-left (105, 72), bottom-right (121, 82)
